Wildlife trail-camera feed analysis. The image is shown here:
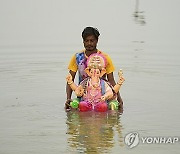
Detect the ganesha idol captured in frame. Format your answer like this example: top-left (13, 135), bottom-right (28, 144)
top-left (66, 53), bottom-right (125, 112)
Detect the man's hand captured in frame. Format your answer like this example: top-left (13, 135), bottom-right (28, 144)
top-left (117, 93), bottom-right (123, 112)
top-left (65, 99), bottom-right (72, 111)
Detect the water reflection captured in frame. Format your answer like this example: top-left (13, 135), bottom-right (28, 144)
top-left (66, 111), bottom-right (124, 153)
top-left (133, 0), bottom-right (146, 25)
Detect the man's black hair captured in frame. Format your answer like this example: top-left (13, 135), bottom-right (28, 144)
top-left (82, 27), bottom-right (100, 40)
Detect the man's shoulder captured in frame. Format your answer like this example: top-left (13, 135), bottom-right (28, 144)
top-left (75, 50), bottom-right (84, 54)
top-left (98, 50), bottom-right (111, 60)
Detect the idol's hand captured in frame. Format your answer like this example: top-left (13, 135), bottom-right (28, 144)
top-left (117, 69), bottom-right (125, 85)
top-left (101, 95), bottom-right (106, 101)
top-left (118, 69), bottom-right (123, 77)
top-left (117, 76), bottom-right (125, 86)
top-left (75, 85), bottom-right (84, 97)
top-left (66, 73), bottom-right (73, 83)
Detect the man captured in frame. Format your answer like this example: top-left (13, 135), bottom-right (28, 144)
top-left (65, 27), bottom-right (123, 110)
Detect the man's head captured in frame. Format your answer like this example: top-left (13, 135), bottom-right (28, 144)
top-left (82, 27), bottom-right (100, 51)
top-left (82, 27), bottom-right (100, 40)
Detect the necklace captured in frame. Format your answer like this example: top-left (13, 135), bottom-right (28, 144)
top-left (89, 80), bottom-right (100, 97)
top-left (90, 79), bottom-right (100, 88)
top-left (91, 82), bottom-right (99, 88)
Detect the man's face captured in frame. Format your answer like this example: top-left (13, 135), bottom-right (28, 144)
top-left (83, 35), bottom-right (98, 51)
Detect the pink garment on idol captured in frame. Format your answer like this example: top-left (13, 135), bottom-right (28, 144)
top-left (79, 79), bottom-right (108, 112)
top-left (85, 80), bottom-right (102, 104)
top-left (79, 101), bottom-right (108, 112)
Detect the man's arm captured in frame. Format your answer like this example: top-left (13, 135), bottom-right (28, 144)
top-left (107, 72), bottom-right (123, 108)
top-left (65, 70), bottom-right (76, 110)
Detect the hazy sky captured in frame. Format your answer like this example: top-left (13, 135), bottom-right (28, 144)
top-left (0, 0), bottom-right (180, 47)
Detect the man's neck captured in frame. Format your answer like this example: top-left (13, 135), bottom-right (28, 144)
top-left (85, 49), bottom-right (98, 57)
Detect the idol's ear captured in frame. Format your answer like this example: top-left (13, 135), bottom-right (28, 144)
top-left (85, 67), bottom-right (91, 76)
top-left (100, 68), bottom-right (106, 77)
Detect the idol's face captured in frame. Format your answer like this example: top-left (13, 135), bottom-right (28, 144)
top-left (89, 68), bottom-right (101, 78)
